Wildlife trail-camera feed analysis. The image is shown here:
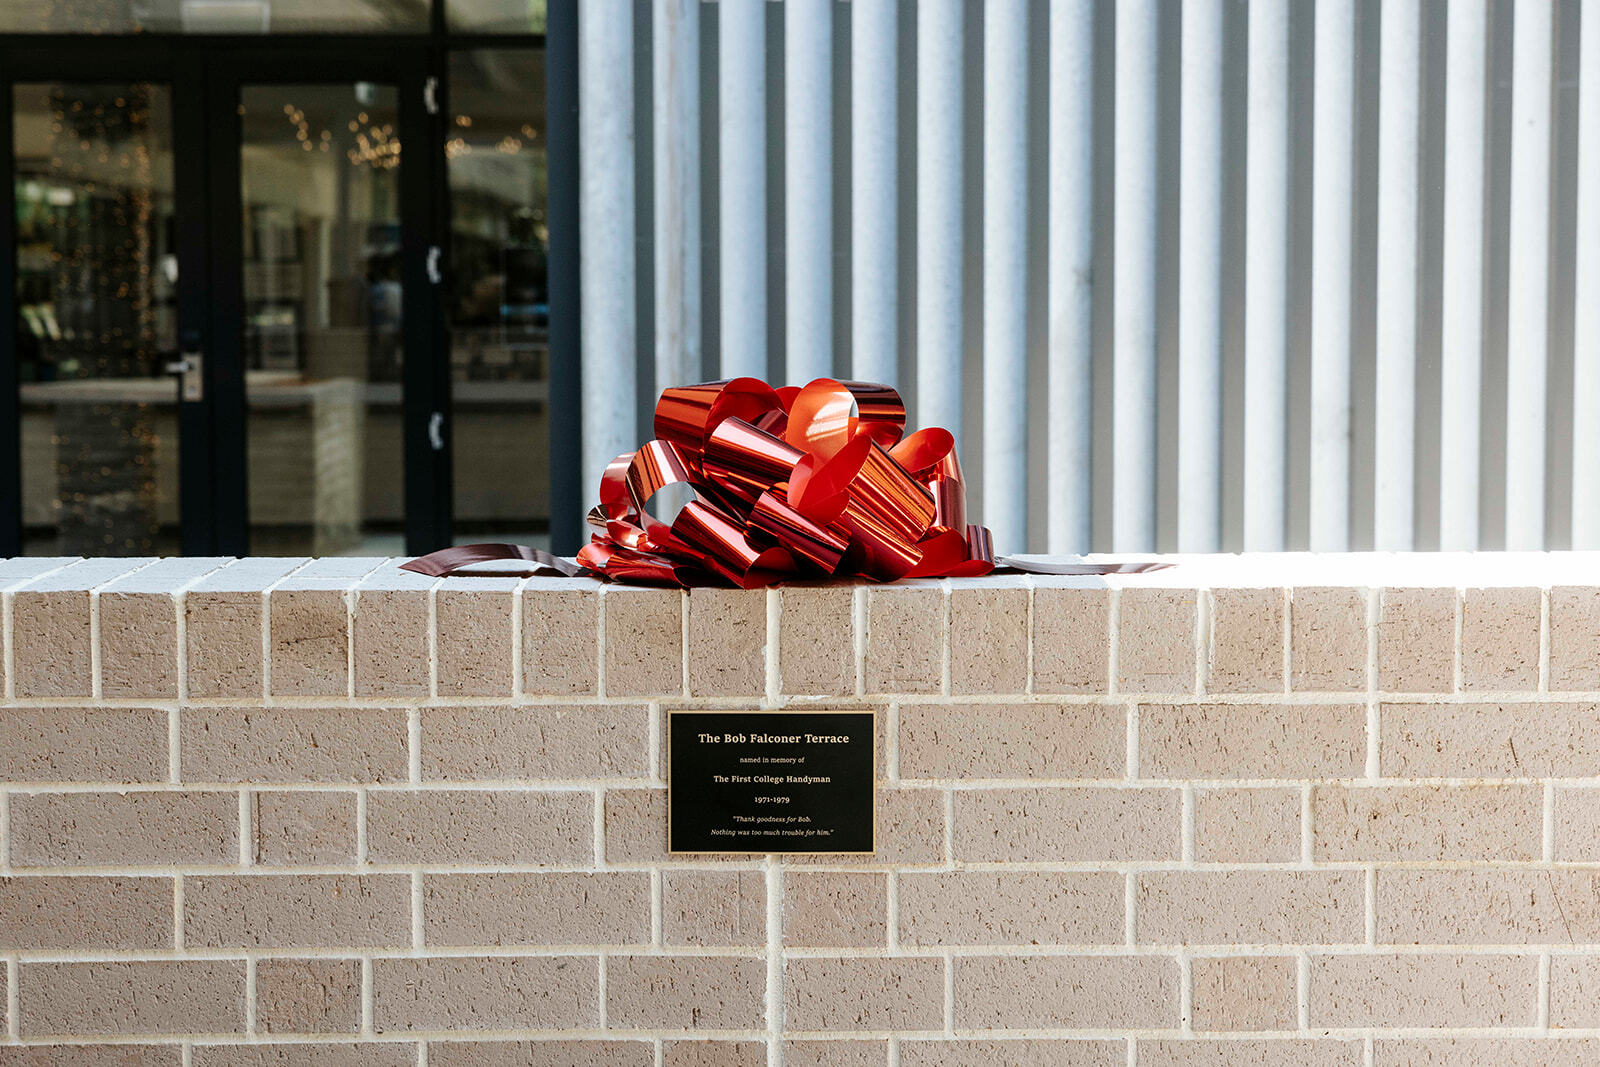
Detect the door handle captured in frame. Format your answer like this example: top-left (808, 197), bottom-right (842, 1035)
top-left (429, 411), bottom-right (445, 451)
top-left (165, 352), bottom-right (204, 402)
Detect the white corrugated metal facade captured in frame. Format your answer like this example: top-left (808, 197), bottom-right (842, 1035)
top-left (581, 0), bottom-right (1599, 555)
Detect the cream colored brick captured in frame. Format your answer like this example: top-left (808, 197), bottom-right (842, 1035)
top-left (784, 871), bottom-right (886, 947)
top-left (663, 1041), bottom-right (764, 1067)
top-left (0, 876), bottom-right (173, 950)
top-left (97, 592), bottom-right (178, 698)
top-left (268, 588), bottom-right (349, 697)
top-left (603, 789), bottom-right (735, 864)
top-left (520, 582), bottom-right (599, 696)
top-left (351, 588), bottom-right (430, 697)
top-left (687, 588), bottom-right (766, 696)
top-left (777, 585), bottom-right (855, 696)
top-left (1194, 788), bottom-right (1301, 863)
top-left (1207, 588), bottom-right (1285, 693)
top-left (10, 791), bottom-right (237, 867)
top-left (11, 590), bottom-right (94, 697)
top-left (192, 1048), bottom-right (413, 1067)
top-left (180, 706), bottom-right (409, 784)
top-left (662, 870), bottom-right (766, 946)
top-left (1372, 1039), bottom-right (1600, 1066)
top-left (1308, 953), bottom-right (1537, 1027)
top-left (372, 956), bottom-right (597, 1031)
top-left (249, 791), bottom-right (355, 866)
top-left (1381, 701), bottom-right (1600, 778)
top-left (420, 703), bottom-right (650, 780)
top-left (367, 790), bottom-right (592, 864)
top-left (427, 1043), bottom-right (649, 1067)
top-left (784, 957), bottom-right (943, 1031)
top-left (186, 592), bottom-right (266, 698)
top-left (863, 585), bottom-right (944, 694)
top-left (0, 1048), bottom-right (181, 1066)
top-left (1033, 585), bottom-right (1112, 694)
top-left (0, 706), bottom-right (166, 783)
top-left (1549, 586), bottom-right (1600, 691)
top-left (1117, 588), bottom-right (1196, 694)
top-left (898, 702), bottom-right (1123, 779)
top-left (184, 875), bottom-right (411, 948)
top-left (606, 955), bottom-right (765, 1030)
top-left (900, 1041), bottom-right (1120, 1066)
top-left (1139, 702), bottom-right (1365, 779)
top-left (1290, 586), bottom-right (1369, 692)
top-left (1189, 957), bottom-right (1298, 1032)
top-left (1311, 785), bottom-right (1542, 861)
top-left (1554, 788), bottom-right (1600, 860)
top-left (953, 787), bottom-right (1180, 862)
top-left (18, 960), bottom-right (245, 1035)
top-left (954, 955), bottom-right (1178, 1029)
top-left (423, 872), bottom-right (649, 946)
top-left (1137, 871), bottom-right (1364, 945)
top-left (949, 584), bottom-right (1028, 695)
top-left (1377, 869), bottom-right (1600, 944)
top-left (898, 871), bottom-right (1123, 947)
top-left (1377, 587), bottom-right (1456, 693)
top-left (1461, 587), bottom-right (1541, 691)
top-left (1139, 1041), bottom-right (1362, 1066)
top-left (254, 958), bottom-right (361, 1034)
top-left (604, 587), bottom-right (684, 697)
top-left (785, 1042), bottom-right (889, 1067)
top-left (1550, 957), bottom-right (1600, 1027)
top-left (436, 582), bottom-right (515, 696)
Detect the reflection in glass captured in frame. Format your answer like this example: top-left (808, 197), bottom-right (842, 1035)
top-left (447, 0), bottom-right (545, 34)
top-left (13, 83), bottom-right (180, 555)
top-left (240, 83), bottom-right (401, 555)
top-left (448, 49), bottom-right (548, 546)
top-left (0, 0), bottom-right (426, 34)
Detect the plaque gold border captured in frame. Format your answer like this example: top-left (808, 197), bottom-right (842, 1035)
top-left (665, 708), bottom-right (878, 856)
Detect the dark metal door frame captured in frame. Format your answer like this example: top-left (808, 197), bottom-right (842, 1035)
top-left (0, 34), bottom-right (451, 557)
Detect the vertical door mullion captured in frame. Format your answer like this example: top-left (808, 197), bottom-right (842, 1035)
top-left (173, 51), bottom-right (218, 554)
top-left (204, 61), bottom-right (250, 555)
top-left (400, 47), bottom-right (451, 554)
top-left (0, 75), bottom-right (21, 556)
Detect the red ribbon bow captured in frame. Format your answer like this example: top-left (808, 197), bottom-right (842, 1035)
top-left (575, 377), bottom-right (995, 587)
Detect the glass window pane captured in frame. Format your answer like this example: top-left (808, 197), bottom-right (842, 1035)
top-left (240, 84), bottom-right (402, 554)
top-left (0, 0), bottom-right (426, 34)
top-left (447, 0), bottom-right (545, 35)
top-left (447, 49), bottom-right (548, 546)
top-left (14, 83), bottom-right (181, 555)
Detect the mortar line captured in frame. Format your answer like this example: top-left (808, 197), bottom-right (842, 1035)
top-left (1180, 785), bottom-right (1195, 865)
top-left (765, 587), bottom-right (781, 707)
top-left (1300, 785), bottom-right (1314, 866)
top-left (245, 956), bottom-right (257, 1035)
top-left (6, 958), bottom-right (18, 1040)
top-left (1364, 1036), bottom-right (1374, 1067)
top-left (1193, 589), bottom-right (1207, 698)
top-left (886, 870), bottom-right (900, 951)
top-left (1281, 588), bottom-right (1293, 693)
top-left (648, 701), bottom-right (662, 782)
top-left (259, 559), bottom-right (313, 704)
top-left (1539, 587), bottom-right (1551, 693)
top-left (942, 789), bottom-right (955, 870)
top-left (1364, 867), bottom-right (1377, 946)
top-left (1126, 1039), bottom-right (1136, 1067)
top-left (408, 707), bottom-right (423, 786)
top-left (361, 957), bottom-right (375, 1035)
top-left (1453, 588), bottom-right (1465, 693)
top-left (650, 869), bottom-right (663, 947)
top-left (238, 790), bottom-right (251, 868)
top-left (0, 791), bottom-right (9, 873)
top-left (940, 582), bottom-right (952, 697)
top-left (854, 586), bottom-right (867, 697)
top-left (1544, 782), bottom-right (1557, 863)
top-left (427, 583), bottom-right (439, 700)
top-left (1124, 872), bottom-right (1136, 946)
top-left (680, 591), bottom-right (690, 698)
top-left (1365, 589), bottom-right (1380, 779)
top-left (1126, 702), bottom-right (1140, 780)
top-left (1107, 589), bottom-right (1121, 697)
top-left (182, 1042), bottom-right (193, 1067)
top-left (596, 587), bottom-right (608, 700)
top-left (168, 707), bottom-right (181, 785)
top-left (510, 577), bottom-right (528, 700)
top-left (1178, 952), bottom-right (1192, 1034)
top-left (1297, 950), bottom-right (1311, 1031)
top-left (1024, 580), bottom-right (1035, 696)
top-left (356, 789), bottom-right (369, 865)
top-left (765, 856), bottom-right (783, 1067)
top-left (173, 875), bottom-right (185, 952)
top-left (89, 585), bottom-right (102, 702)
top-left (598, 952), bottom-right (608, 1032)
top-left (345, 586), bottom-right (357, 701)
top-left (886, 701), bottom-right (900, 783)
top-left (411, 870), bottom-right (424, 949)
top-left (942, 950), bottom-right (954, 1036)
top-left (654, 1038), bottom-right (664, 1067)
top-left (593, 787), bottom-right (606, 870)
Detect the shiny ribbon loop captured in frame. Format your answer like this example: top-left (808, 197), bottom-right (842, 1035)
top-left (573, 377), bottom-right (995, 587)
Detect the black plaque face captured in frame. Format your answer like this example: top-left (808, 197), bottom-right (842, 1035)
top-left (668, 710), bottom-right (876, 854)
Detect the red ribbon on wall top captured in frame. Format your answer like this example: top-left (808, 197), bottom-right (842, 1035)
top-left (574, 377), bottom-right (995, 588)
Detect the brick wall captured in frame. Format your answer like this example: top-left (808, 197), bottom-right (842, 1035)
top-left (2, 553), bottom-right (1600, 1065)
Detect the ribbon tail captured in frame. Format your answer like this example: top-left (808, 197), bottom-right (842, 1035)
top-left (401, 544), bottom-right (585, 578)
